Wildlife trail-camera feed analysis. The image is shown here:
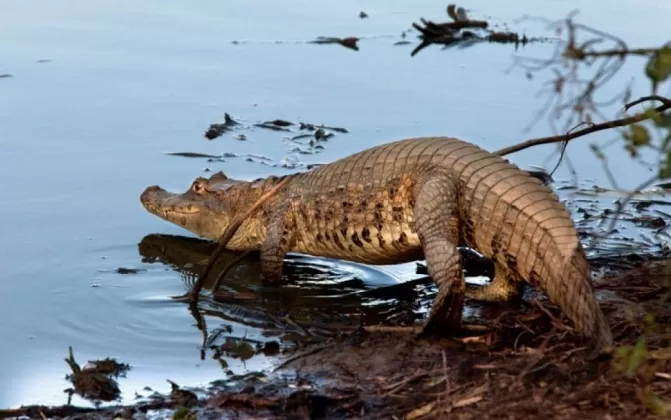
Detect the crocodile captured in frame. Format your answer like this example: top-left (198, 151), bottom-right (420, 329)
top-left (141, 136), bottom-right (613, 353)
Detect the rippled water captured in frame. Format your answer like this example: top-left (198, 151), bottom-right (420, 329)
top-left (1, 0), bottom-right (670, 408)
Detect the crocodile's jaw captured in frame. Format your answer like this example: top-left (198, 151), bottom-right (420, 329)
top-left (140, 185), bottom-right (228, 241)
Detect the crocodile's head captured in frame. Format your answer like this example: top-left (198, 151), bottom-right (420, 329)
top-left (140, 171), bottom-right (246, 241)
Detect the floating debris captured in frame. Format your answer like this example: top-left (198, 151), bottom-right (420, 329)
top-left (115, 267), bottom-right (146, 274)
top-left (314, 128), bottom-right (330, 140)
top-left (81, 357), bottom-right (132, 378)
top-left (299, 122), bottom-right (349, 133)
top-left (166, 152), bottom-right (222, 159)
top-left (205, 113), bottom-right (241, 140)
top-left (308, 36), bottom-right (360, 51)
top-left (254, 122), bottom-right (292, 132)
top-left (63, 347), bottom-right (130, 403)
top-left (167, 380), bottom-right (199, 407)
top-left (359, 11), bottom-right (368, 19)
top-left (264, 119), bottom-right (293, 127)
top-left (632, 215), bottom-right (667, 228)
top-left (193, 113), bottom-right (349, 168)
top-left (261, 341), bottom-right (281, 356)
top-left (0, 74), bottom-right (12, 78)
top-left (410, 3), bottom-right (545, 57)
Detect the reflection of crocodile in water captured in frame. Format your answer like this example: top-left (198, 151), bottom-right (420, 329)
top-left (137, 233), bottom-right (429, 328)
top-left (138, 233), bottom-right (374, 295)
top-left (141, 136), bottom-right (612, 354)
top-left (137, 233), bottom-right (510, 325)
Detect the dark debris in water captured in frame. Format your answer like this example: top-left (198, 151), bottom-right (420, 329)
top-left (167, 380), bottom-right (199, 408)
top-left (204, 113), bottom-right (241, 140)
top-left (165, 152), bottom-right (222, 159)
top-left (166, 112), bottom-right (348, 170)
top-left (204, 112), bottom-right (348, 142)
top-left (0, 74), bottom-right (12, 78)
top-left (410, 3), bottom-right (549, 57)
top-left (81, 358), bottom-right (131, 378)
top-left (63, 347), bottom-right (131, 404)
top-left (307, 36), bottom-right (360, 51)
top-left (115, 267), bottom-right (146, 274)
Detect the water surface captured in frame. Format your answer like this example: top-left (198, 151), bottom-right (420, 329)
top-left (1, 0), bottom-right (670, 407)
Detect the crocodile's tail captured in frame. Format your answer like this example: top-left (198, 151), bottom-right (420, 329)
top-left (544, 242), bottom-right (613, 355)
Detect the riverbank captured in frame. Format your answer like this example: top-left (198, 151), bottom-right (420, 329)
top-left (2, 255), bottom-right (669, 420)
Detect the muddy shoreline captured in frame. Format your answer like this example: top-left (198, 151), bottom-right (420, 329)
top-left (3, 253), bottom-right (669, 420)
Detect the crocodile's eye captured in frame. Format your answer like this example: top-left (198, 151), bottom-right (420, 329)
top-left (191, 180), bottom-right (205, 194)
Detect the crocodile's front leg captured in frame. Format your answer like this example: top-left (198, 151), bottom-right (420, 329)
top-left (260, 207), bottom-right (296, 283)
top-left (414, 170), bottom-right (465, 334)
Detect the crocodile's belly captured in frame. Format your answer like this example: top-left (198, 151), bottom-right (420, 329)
top-left (290, 193), bottom-right (424, 264)
top-left (289, 166), bottom-right (425, 264)
top-left (292, 222), bottom-right (424, 264)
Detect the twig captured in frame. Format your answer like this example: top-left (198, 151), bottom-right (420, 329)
top-left (273, 343), bottom-right (335, 371)
top-left (624, 95), bottom-right (671, 111)
top-left (64, 346), bottom-right (81, 374)
top-left (548, 121), bottom-right (592, 178)
top-left (442, 350), bottom-right (451, 407)
top-left (211, 250), bottom-right (254, 292)
top-left (188, 176), bottom-right (292, 302)
top-left (382, 371), bottom-right (429, 395)
top-left (187, 301), bottom-right (209, 360)
top-left (362, 324), bottom-right (490, 334)
top-left (575, 47), bottom-right (662, 59)
top-left (362, 325), bottom-right (423, 334)
top-left (494, 96), bottom-right (671, 156)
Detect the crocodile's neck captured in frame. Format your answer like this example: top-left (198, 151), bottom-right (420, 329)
top-left (207, 173), bottom-right (301, 250)
top-left (222, 173), bottom-right (298, 213)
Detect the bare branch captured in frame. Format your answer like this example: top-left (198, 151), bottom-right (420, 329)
top-left (494, 96), bottom-right (671, 156)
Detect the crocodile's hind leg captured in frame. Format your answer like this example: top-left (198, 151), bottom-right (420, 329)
top-left (413, 171), bottom-right (466, 335)
top-left (465, 264), bottom-right (524, 302)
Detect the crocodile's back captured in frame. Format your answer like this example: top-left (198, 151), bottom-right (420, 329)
top-left (300, 137), bottom-right (473, 190)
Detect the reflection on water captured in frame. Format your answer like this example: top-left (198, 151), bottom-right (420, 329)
top-left (138, 233), bottom-right (429, 335)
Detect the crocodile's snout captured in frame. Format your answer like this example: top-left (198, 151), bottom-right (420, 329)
top-left (140, 185), bottom-right (166, 212)
top-left (140, 184), bottom-right (203, 218)
top-left (141, 182), bottom-right (225, 241)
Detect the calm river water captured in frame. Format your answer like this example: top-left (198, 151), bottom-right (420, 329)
top-left (1, 0), bottom-right (669, 407)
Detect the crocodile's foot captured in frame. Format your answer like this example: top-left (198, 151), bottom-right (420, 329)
top-left (422, 287), bottom-right (465, 335)
top-left (420, 291), bottom-right (492, 340)
top-left (465, 272), bottom-right (523, 303)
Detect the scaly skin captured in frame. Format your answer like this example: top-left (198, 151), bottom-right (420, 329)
top-left (141, 137), bottom-right (613, 353)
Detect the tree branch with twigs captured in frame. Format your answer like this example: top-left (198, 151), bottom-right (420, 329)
top-left (413, 5), bottom-right (671, 215)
